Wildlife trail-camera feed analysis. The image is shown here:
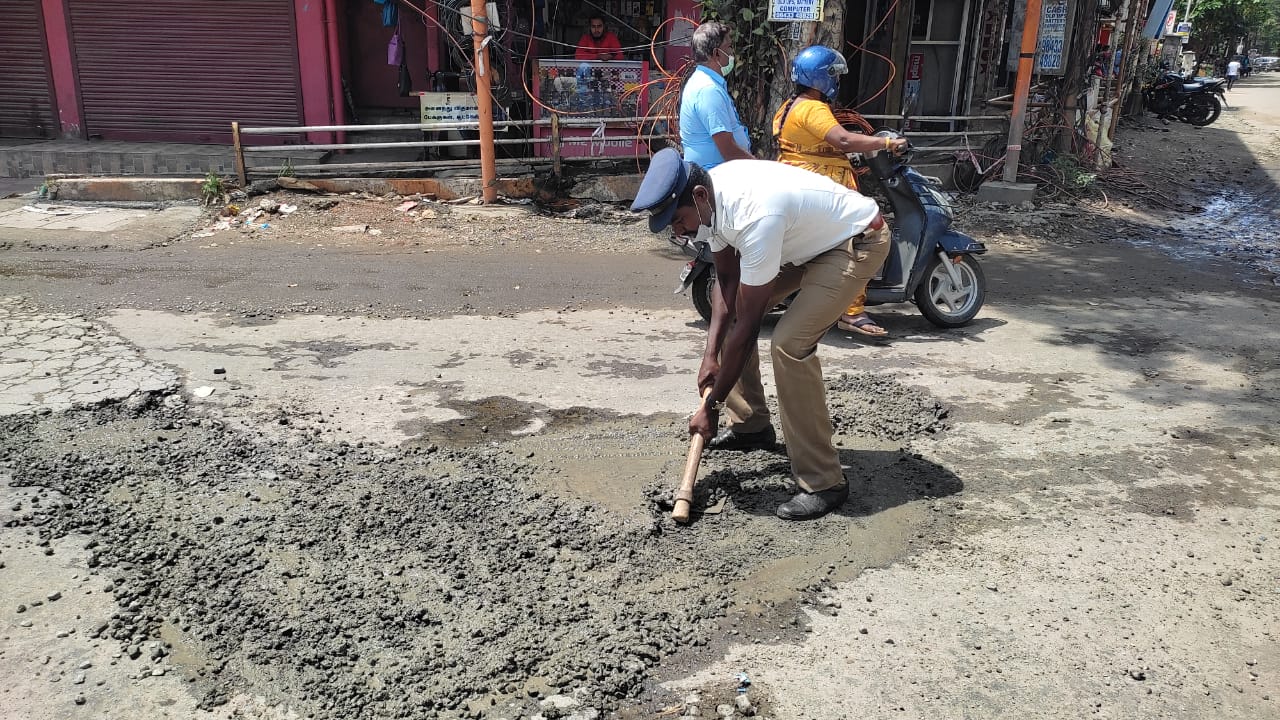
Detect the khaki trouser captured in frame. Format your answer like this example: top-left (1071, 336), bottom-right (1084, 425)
top-left (721, 223), bottom-right (892, 493)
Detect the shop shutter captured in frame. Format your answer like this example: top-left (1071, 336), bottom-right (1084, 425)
top-left (67, 0), bottom-right (303, 144)
top-left (0, 0), bottom-right (56, 138)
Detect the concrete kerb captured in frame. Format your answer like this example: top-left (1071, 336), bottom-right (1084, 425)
top-left (48, 174), bottom-right (649, 204)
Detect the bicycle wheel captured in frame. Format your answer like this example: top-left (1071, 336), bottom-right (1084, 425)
top-left (953, 154), bottom-right (983, 193)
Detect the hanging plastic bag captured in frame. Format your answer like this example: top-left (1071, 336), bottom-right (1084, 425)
top-left (373, 0), bottom-right (398, 27)
top-left (388, 31), bottom-right (403, 66)
top-left (398, 59), bottom-right (413, 97)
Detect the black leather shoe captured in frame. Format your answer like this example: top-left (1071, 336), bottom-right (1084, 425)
top-left (776, 484), bottom-right (849, 520)
top-left (707, 425), bottom-right (777, 451)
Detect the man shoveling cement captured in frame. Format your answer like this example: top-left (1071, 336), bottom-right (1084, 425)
top-left (632, 149), bottom-right (892, 520)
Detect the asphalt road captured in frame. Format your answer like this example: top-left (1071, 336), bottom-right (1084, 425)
top-left (1, 75), bottom-right (1278, 720)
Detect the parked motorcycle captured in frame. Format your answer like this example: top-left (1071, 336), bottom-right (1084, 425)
top-left (1143, 71), bottom-right (1226, 126)
top-left (671, 133), bottom-right (988, 328)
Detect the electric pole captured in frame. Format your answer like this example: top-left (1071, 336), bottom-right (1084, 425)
top-left (469, 0), bottom-right (499, 203)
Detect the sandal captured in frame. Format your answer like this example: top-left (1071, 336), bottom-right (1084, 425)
top-left (837, 314), bottom-right (888, 337)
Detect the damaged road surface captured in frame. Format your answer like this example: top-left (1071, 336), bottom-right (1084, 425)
top-left (1, 298), bottom-right (959, 720)
top-left (3, 234), bottom-right (1278, 719)
top-left (2, 79), bottom-right (1280, 719)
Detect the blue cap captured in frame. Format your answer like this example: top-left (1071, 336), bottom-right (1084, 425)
top-left (630, 147), bottom-right (692, 233)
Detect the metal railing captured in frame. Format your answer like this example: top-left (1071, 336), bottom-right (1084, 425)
top-left (854, 114), bottom-right (1010, 153)
top-left (229, 112), bottom-right (1009, 183)
top-left (230, 116), bottom-right (674, 185)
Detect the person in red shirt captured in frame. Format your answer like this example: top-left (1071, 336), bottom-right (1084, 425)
top-left (574, 16), bottom-right (622, 60)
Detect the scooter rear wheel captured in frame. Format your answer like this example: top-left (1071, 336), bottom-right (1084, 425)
top-left (914, 254), bottom-right (986, 327)
top-left (1181, 95), bottom-right (1222, 126)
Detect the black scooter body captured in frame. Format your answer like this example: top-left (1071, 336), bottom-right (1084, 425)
top-left (860, 151), bottom-right (986, 304)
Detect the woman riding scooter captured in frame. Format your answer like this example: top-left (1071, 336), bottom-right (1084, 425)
top-left (773, 45), bottom-right (907, 336)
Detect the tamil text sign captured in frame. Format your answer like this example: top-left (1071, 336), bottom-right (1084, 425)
top-left (418, 93), bottom-right (480, 125)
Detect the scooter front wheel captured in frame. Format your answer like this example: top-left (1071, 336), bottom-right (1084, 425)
top-left (692, 268), bottom-right (715, 323)
top-left (914, 254), bottom-right (986, 327)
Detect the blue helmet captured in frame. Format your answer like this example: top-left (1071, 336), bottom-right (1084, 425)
top-left (790, 46), bottom-right (848, 100)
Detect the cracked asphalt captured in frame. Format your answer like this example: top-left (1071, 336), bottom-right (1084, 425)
top-left (0, 297), bottom-right (177, 414)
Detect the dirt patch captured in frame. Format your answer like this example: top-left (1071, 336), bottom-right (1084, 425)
top-left (180, 192), bottom-right (656, 257)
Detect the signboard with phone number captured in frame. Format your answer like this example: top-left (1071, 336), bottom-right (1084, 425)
top-left (769, 0), bottom-right (823, 22)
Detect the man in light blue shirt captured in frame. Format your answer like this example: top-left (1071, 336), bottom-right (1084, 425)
top-left (679, 22), bottom-right (754, 169)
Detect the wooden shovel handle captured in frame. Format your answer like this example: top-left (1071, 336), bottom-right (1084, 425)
top-left (672, 388), bottom-right (713, 524)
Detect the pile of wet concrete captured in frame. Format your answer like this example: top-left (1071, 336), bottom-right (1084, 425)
top-left (1, 372), bottom-right (954, 719)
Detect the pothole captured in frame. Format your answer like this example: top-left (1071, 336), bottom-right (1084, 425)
top-left (0, 372), bottom-right (959, 719)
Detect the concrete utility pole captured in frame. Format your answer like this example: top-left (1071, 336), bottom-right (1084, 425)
top-left (1002, 0), bottom-right (1044, 184)
top-left (469, 0), bottom-right (499, 203)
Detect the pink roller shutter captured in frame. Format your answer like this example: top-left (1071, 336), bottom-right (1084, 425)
top-left (67, 0), bottom-right (304, 144)
top-left (0, 0), bottom-right (57, 138)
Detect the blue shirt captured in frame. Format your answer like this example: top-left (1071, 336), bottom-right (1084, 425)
top-left (679, 66), bottom-right (751, 169)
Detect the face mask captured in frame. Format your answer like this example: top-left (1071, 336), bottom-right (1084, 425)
top-left (721, 52), bottom-right (736, 76)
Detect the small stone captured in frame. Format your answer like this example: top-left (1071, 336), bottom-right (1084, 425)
top-left (734, 694), bottom-right (755, 716)
top-left (151, 667), bottom-right (166, 677)
top-left (78, 661), bottom-right (92, 670)
top-left (74, 673), bottom-right (86, 685)
top-left (715, 704), bottom-right (735, 718)
top-left (15, 604), bottom-right (25, 614)
top-left (213, 367), bottom-right (226, 375)
top-left (47, 591), bottom-right (61, 601)
top-left (74, 695), bottom-right (85, 705)
top-left (539, 694), bottom-right (579, 712)
top-left (1129, 668), bottom-right (1147, 681)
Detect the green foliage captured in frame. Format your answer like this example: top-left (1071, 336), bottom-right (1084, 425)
top-left (201, 172), bottom-right (226, 206)
top-left (699, 0), bottom-right (789, 156)
top-left (1190, 0), bottom-right (1280, 56)
top-left (278, 159), bottom-right (296, 178)
top-left (1050, 155), bottom-right (1097, 189)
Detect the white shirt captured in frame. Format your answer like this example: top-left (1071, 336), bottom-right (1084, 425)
top-left (706, 160), bottom-right (881, 286)
top-left (1227, 61), bottom-right (1242, 76)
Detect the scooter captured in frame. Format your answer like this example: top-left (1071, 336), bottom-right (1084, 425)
top-left (671, 132), bottom-right (988, 328)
